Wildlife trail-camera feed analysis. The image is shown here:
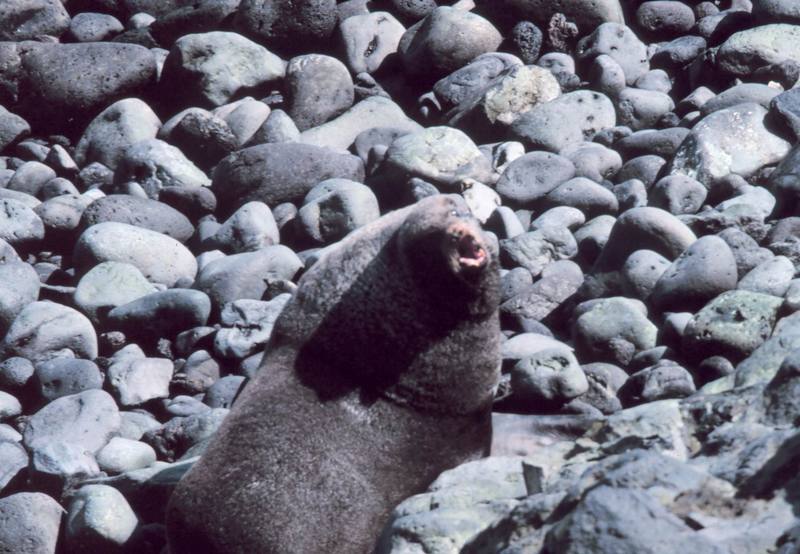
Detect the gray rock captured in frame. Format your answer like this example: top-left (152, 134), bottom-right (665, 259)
top-left (574, 215), bottom-right (615, 264)
top-left (0, 259), bottom-right (40, 336)
top-left (34, 358), bottom-right (103, 404)
top-left (81, 195), bottom-right (194, 243)
top-left (65, 484), bottom-right (138, 553)
top-left (649, 175), bottom-right (707, 215)
top-left (296, 182), bottom-right (380, 245)
top-left (613, 179), bottom-right (648, 211)
top-left (2, 300), bottom-right (97, 364)
top-left (143, 408), bottom-right (229, 462)
top-left (165, 110), bottom-right (239, 172)
top-left (7, 161), bottom-right (56, 197)
top-left (726, 312), bottom-right (800, 390)
top-left (0, 0), bottom-right (70, 40)
top-left (564, 142), bottom-right (622, 183)
top-left (701, 83), bottom-right (781, 116)
top-left (107, 289), bottom-right (211, 339)
top-left (0, 356), bottom-right (34, 392)
top-left (620, 249), bottom-right (671, 300)
top-left (573, 297), bottom-right (658, 367)
top-left (29, 441), bottom-right (101, 496)
top-left (214, 294), bottom-right (291, 359)
top-left (24, 389), bottom-right (120, 454)
top-left (285, 54), bottom-right (354, 132)
top-left (400, 7), bottom-right (503, 82)
top-left (74, 222), bottom-right (198, 287)
top-left (193, 246), bottom-right (302, 313)
top-left (0, 440), bottom-right (27, 492)
top-left (67, 12), bottom-right (123, 42)
top-left (433, 53), bottom-right (522, 113)
top-left (474, 0), bottom-right (624, 34)
top-left (634, 69), bottom-right (672, 94)
top-left (0, 390), bottom-right (21, 420)
top-left (206, 201), bottom-right (279, 253)
top-left (97, 437), bottom-right (157, 474)
top-left (6, 42), bottom-right (157, 133)
top-left (509, 90), bottom-right (616, 153)
top-left (338, 11), bottom-right (405, 74)
top-left (545, 485), bottom-right (720, 553)
top-left (113, 138), bottom-right (210, 198)
top-left (767, 144), bottom-right (800, 217)
top-left (74, 98), bottom-right (161, 171)
top-left (297, 96), bottom-right (422, 151)
top-left (74, 261), bottom-right (158, 324)
top-left (532, 207), bottom-right (585, 233)
top-left (233, 0), bottom-right (337, 54)
top-left (108, 357), bottom-right (173, 407)
top-left (495, 151), bottom-right (575, 207)
top-left (0, 105), bottom-right (30, 152)
top-left (500, 260), bottom-right (583, 323)
top-left (770, 88), bottom-right (800, 141)
top-left (577, 362), bottom-right (627, 414)
top-left (203, 375), bottom-right (246, 409)
top-left (119, 411), bottom-right (162, 442)
top-left (619, 361), bottom-right (696, 406)
top-left (542, 177), bottom-right (618, 218)
top-left (650, 235), bottom-right (738, 313)
top-left (616, 87), bottom-right (675, 131)
top-left (738, 256), bottom-right (795, 296)
top-left (500, 226), bottom-right (577, 277)
top-left (670, 103), bottom-right (791, 188)
top-left (212, 143), bottom-right (364, 213)
top-left (576, 23), bottom-right (650, 85)
top-left (682, 290), bottom-right (783, 364)
top-left (616, 155), bottom-right (666, 188)
top-left (0, 493), bottom-right (63, 554)
top-left (636, 1), bottom-right (696, 39)
top-left (160, 31), bottom-right (286, 108)
top-left (509, 344), bottom-right (589, 410)
top-left (720, 227), bottom-right (773, 278)
top-left (214, 97), bottom-right (271, 148)
top-left (616, 128), bottom-right (690, 159)
top-left (717, 24), bottom-right (800, 77)
top-left (0, 198), bottom-right (45, 249)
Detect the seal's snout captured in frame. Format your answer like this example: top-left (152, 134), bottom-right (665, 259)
top-left (457, 233), bottom-right (487, 270)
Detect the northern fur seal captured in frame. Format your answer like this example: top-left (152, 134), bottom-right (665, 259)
top-left (166, 194), bottom-right (501, 553)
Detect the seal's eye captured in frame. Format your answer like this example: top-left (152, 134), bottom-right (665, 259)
top-left (450, 209), bottom-right (458, 217)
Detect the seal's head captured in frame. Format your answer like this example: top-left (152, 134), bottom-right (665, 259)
top-left (397, 195), bottom-right (500, 311)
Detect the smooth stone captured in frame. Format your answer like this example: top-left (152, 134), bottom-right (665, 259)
top-left (619, 249), bottom-right (671, 300)
top-left (541, 177), bottom-right (618, 218)
top-left (616, 88), bottom-right (675, 131)
top-left (67, 12), bottom-right (124, 42)
top-left (682, 290), bottom-right (783, 363)
top-left (0, 106), bottom-right (30, 152)
top-left (338, 11), bottom-right (406, 74)
top-left (400, 7), bottom-right (503, 83)
top-left (65, 484), bottom-right (139, 553)
top-left (143, 408), bottom-right (228, 462)
top-left (296, 183), bottom-right (380, 245)
top-left (649, 175), bottom-right (707, 215)
top-left (212, 143), bottom-right (364, 214)
top-left (284, 54), bottom-right (354, 132)
top-left (97, 437), bottom-right (157, 474)
top-left (81, 195), bottom-right (194, 243)
top-left (619, 362), bottom-right (696, 407)
top-left (474, 0), bottom-right (624, 34)
top-left (107, 357), bottom-right (173, 407)
top-left (0, 198), bottom-right (45, 248)
top-left (563, 142), bottom-right (621, 183)
top-left (509, 345), bottom-right (589, 410)
top-left (298, 96), bottom-right (422, 151)
top-left (509, 90), bottom-right (616, 153)
top-left (0, 493), bottom-right (63, 554)
top-left (74, 98), bottom-right (161, 171)
top-left (6, 160), bottom-right (55, 197)
top-left (0, 0), bottom-right (70, 40)
top-left (573, 297), bottom-right (658, 367)
top-left (717, 24), bottom-right (800, 77)
top-left (0, 259), bottom-right (40, 336)
top-left (29, 441), bottom-right (101, 496)
top-left (74, 222), bottom-right (198, 287)
top-left (233, 0), bottom-right (337, 54)
top-left (214, 98), bottom-right (271, 148)
top-left (576, 22), bottom-right (650, 85)
top-left (114, 138), bottom-right (210, 198)
top-left (636, 1), bottom-right (696, 38)
top-left (500, 226), bottom-right (578, 277)
top-left (107, 289), bottom-right (211, 340)
top-left (0, 390), bottom-right (21, 420)
top-left (2, 300), bottom-right (97, 363)
top-left (495, 151), bottom-right (575, 207)
top-left (74, 261), bottom-right (158, 324)
top-left (701, 83), bottom-right (781, 115)
top-left (738, 256), bottom-right (795, 296)
top-left (0, 440), bottom-right (27, 492)
top-left (203, 375), bottom-right (246, 409)
top-left (205, 201), bottom-right (279, 254)
top-left (214, 295), bottom-right (291, 359)
top-left (193, 246), bottom-right (303, 313)
top-left (650, 235), bottom-right (738, 313)
top-left (432, 53), bottom-right (522, 112)
top-left (23, 389), bottom-right (120, 453)
top-left (34, 358), bottom-right (103, 404)
top-left (160, 31), bottom-right (286, 108)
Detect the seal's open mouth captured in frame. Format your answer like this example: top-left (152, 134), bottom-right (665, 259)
top-left (457, 234), bottom-right (487, 270)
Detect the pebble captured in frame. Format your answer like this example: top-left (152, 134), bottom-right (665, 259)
top-left (717, 24), bottom-right (800, 77)
top-left (576, 23), bottom-right (649, 85)
top-left (107, 289), bottom-right (211, 340)
top-left (114, 138), bottom-right (211, 197)
top-left (65, 485), bottom-right (139, 552)
top-left (0, 259), bottom-right (40, 335)
top-left (67, 12), bottom-right (124, 42)
top-left (339, 12), bottom-right (406, 75)
top-left (33, 358), bottom-right (103, 404)
top-left (233, 0), bottom-right (337, 54)
top-left (107, 357), bottom-right (173, 407)
top-left (74, 222), bottom-right (198, 287)
top-left (205, 201), bottom-right (279, 253)
top-left (509, 90), bottom-right (617, 152)
top-left (508, 344), bottom-right (589, 411)
top-left (212, 143), bottom-right (364, 213)
top-left (296, 182), bottom-right (380, 245)
top-left (81, 194), bottom-right (194, 243)
top-left (400, 7), bottom-right (503, 83)
top-left (649, 175), bottom-right (707, 215)
top-left (0, 493), bottom-right (63, 554)
top-left (501, 225), bottom-right (577, 277)
top-left (214, 295), bottom-right (291, 359)
top-left (541, 177), bottom-right (619, 218)
top-left (74, 261), bottom-right (158, 324)
top-left (572, 297), bottom-right (658, 367)
top-left (160, 31), bottom-right (286, 108)
top-left (2, 300), bottom-right (97, 364)
top-left (285, 54), bottom-right (354, 131)
top-left (494, 151), bottom-right (575, 207)
top-left (96, 437), bottom-right (157, 474)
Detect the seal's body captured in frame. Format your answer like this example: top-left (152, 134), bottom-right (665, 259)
top-left (166, 195), bottom-right (501, 554)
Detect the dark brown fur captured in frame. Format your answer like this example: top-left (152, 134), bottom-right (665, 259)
top-left (166, 195), bottom-right (501, 554)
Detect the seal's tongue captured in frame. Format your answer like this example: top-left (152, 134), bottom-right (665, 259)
top-left (458, 234), bottom-right (487, 269)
